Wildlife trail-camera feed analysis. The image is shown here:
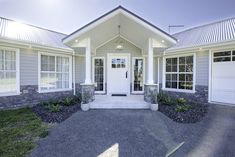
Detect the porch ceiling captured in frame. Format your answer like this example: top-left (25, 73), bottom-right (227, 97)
top-left (63, 6), bottom-right (176, 54)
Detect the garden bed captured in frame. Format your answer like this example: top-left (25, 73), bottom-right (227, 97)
top-left (32, 96), bottom-right (81, 123)
top-left (157, 93), bottom-right (208, 123)
top-left (159, 103), bottom-right (208, 123)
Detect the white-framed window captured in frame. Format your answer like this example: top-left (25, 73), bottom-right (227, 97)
top-left (163, 54), bottom-right (195, 92)
top-left (213, 50), bottom-right (235, 62)
top-left (0, 47), bottom-right (20, 96)
top-left (92, 57), bottom-right (105, 93)
top-left (38, 52), bottom-right (72, 93)
top-left (132, 57), bottom-right (145, 93)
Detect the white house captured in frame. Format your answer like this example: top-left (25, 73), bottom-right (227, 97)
top-left (0, 6), bottom-right (234, 109)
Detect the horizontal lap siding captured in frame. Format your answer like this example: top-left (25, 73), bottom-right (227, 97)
top-left (75, 56), bottom-right (85, 83)
top-left (20, 49), bottom-right (38, 85)
top-left (196, 51), bottom-right (209, 86)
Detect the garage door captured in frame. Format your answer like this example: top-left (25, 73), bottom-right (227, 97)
top-left (212, 51), bottom-right (235, 104)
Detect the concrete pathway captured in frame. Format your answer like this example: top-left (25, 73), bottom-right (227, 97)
top-left (29, 104), bottom-right (235, 157)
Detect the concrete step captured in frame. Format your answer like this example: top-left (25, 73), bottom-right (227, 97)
top-left (89, 95), bottom-right (150, 109)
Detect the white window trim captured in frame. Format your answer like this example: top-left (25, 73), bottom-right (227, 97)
top-left (38, 52), bottom-right (72, 93)
top-left (132, 57), bottom-right (145, 94)
top-left (92, 57), bottom-right (105, 94)
top-left (162, 53), bottom-right (196, 93)
top-left (0, 46), bottom-right (20, 97)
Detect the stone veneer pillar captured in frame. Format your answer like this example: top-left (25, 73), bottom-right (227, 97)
top-left (144, 84), bottom-right (158, 104)
top-left (80, 84), bottom-right (95, 111)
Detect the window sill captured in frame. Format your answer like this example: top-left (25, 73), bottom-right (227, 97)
top-left (38, 88), bottom-right (73, 94)
top-left (162, 88), bottom-right (195, 93)
top-left (0, 92), bottom-right (20, 97)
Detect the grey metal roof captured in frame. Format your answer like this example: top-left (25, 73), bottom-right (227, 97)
top-left (0, 17), bottom-right (71, 50)
top-left (169, 17), bottom-right (235, 50)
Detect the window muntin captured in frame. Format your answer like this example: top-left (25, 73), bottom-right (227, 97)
top-left (0, 49), bottom-right (18, 94)
top-left (213, 51), bottom-right (235, 62)
top-left (165, 55), bottom-right (194, 90)
top-left (133, 58), bottom-right (144, 91)
top-left (94, 58), bottom-right (104, 92)
top-left (112, 58), bottom-right (126, 68)
top-left (40, 54), bottom-right (70, 92)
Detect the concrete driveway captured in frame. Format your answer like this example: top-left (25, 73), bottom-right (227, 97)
top-left (29, 104), bottom-right (235, 157)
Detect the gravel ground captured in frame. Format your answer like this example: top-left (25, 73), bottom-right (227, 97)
top-left (29, 104), bottom-right (235, 157)
top-left (32, 104), bottom-right (80, 123)
top-left (159, 103), bottom-right (208, 123)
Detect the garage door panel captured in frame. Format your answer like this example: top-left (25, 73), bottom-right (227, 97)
top-left (212, 55), bottom-right (235, 105)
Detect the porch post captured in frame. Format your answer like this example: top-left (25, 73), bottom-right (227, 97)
top-left (85, 38), bottom-right (92, 84)
top-left (144, 38), bottom-right (158, 110)
top-left (81, 37), bottom-right (95, 111)
top-left (147, 38), bottom-right (154, 84)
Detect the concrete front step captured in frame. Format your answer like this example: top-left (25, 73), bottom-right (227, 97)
top-left (89, 95), bottom-right (150, 109)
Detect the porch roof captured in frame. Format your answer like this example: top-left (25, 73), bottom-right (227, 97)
top-left (63, 6), bottom-right (177, 53)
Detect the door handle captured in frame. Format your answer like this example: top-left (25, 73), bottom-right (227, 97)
top-left (126, 71), bottom-right (128, 78)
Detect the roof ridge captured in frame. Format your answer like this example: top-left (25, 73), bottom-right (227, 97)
top-left (173, 16), bottom-right (235, 36)
top-left (0, 16), bottom-right (67, 36)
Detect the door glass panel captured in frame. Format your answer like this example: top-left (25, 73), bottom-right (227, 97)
top-left (133, 59), bottom-right (143, 91)
top-left (94, 59), bottom-right (104, 91)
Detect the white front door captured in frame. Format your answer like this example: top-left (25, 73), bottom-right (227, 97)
top-left (107, 54), bottom-right (130, 95)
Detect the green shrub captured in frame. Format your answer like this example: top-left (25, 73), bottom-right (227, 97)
top-left (157, 92), bottom-right (176, 105)
top-left (49, 103), bottom-right (62, 112)
top-left (63, 97), bottom-right (75, 106)
top-left (40, 100), bottom-right (62, 112)
top-left (177, 98), bottom-right (187, 105)
top-left (175, 105), bottom-right (192, 112)
top-left (157, 92), bottom-right (168, 103)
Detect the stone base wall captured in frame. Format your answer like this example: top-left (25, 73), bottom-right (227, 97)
top-left (144, 84), bottom-right (159, 103)
top-left (80, 84), bottom-right (95, 104)
top-left (0, 85), bottom-right (73, 109)
top-left (159, 84), bottom-right (208, 104)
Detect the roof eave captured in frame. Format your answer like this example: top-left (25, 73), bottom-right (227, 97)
top-left (63, 5), bottom-right (176, 44)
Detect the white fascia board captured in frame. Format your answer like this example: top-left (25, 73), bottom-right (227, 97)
top-left (0, 38), bottom-right (73, 54)
top-left (166, 40), bottom-right (235, 54)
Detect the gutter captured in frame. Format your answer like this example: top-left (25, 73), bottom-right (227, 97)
top-left (165, 39), bottom-right (235, 54)
top-left (0, 37), bottom-right (73, 53)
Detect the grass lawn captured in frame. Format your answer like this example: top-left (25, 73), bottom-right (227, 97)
top-left (0, 108), bottom-right (50, 157)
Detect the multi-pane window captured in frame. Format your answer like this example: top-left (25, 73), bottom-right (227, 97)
top-left (213, 50), bottom-right (235, 62)
top-left (165, 55), bottom-right (194, 90)
top-left (0, 49), bottom-right (18, 95)
top-left (94, 58), bottom-right (104, 92)
top-left (133, 58), bottom-right (144, 92)
top-left (111, 58), bottom-right (126, 68)
top-left (40, 54), bottom-right (70, 92)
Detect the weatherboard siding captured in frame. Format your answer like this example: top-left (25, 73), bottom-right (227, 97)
top-left (75, 56), bottom-right (85, 83)
top-left (196, 51), bottom-right (209, 86)
top-left (20, 49), bottom-right (38, 85)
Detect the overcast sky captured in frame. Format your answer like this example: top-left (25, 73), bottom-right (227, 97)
top-left (0, 0), bottom-right (235, 34)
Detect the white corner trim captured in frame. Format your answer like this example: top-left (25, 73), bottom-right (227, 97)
top-left (208, 50), bottom-right (212, 103)
top-left (92, 57), bottom-right (106, 94)
top-left (38, 51), bottom-right (73, 93)
top-left (132, 57), bottom-right (145, 94)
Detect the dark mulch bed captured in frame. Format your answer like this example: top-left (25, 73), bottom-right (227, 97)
top-left (32, 104), bottom-right (80, 123)
top-left (158, 103), bottom-right (209, 123)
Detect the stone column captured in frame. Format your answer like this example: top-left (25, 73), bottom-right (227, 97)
top-left (80, 84), bottom-right (95, 111)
